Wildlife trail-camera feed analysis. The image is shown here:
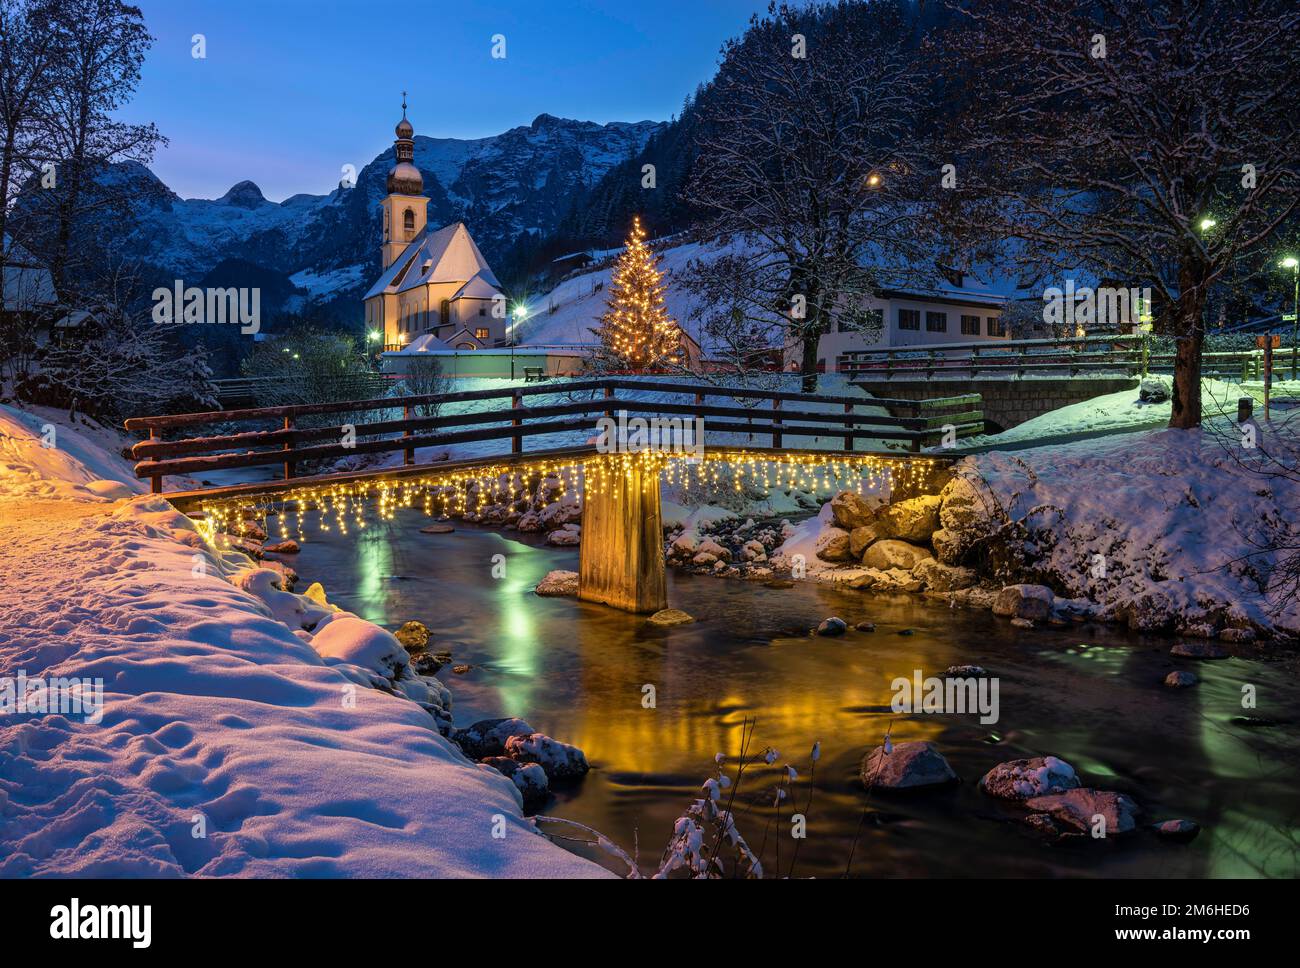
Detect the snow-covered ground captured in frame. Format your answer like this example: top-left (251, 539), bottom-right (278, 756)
top-left (956, 377), bottom-right (1299, 449)
top-left (0, 405), bottom-right (606, 877)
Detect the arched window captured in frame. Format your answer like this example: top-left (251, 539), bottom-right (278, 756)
top-left (439, 299), bottom-right (450, 326)
top-left (403, 208), bottom-right (414, 233)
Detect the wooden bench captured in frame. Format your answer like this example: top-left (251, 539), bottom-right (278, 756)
top-left (523, 366), bottom-right (547, 382)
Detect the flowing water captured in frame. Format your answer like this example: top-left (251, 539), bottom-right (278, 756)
top-left (291, 509), bottom-right (1300, 878)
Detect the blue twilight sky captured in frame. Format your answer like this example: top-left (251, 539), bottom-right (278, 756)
top-left (122, 0), bottom-right (774, 202)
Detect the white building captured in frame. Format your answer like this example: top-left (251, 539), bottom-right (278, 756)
top-left (364, 103), bottom-right (508, 356)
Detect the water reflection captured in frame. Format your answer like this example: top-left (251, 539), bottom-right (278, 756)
top-left (295, 509), bottom-right (1300, 878)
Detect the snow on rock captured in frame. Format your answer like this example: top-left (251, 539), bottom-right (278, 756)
top-left (233, 567), bottom-right (333, 630)
top-left (991, 584), bottom-right (1055, 621)
top-left (0, 487), bottom-right (604, 877)
top-left (452, 718), bottom-right (538, 760)
top-left (534, 570), bottom-right (579, 597)
top-left (979, 756), bottom-right (1080, 801)
top-left (310, 615), bottom-right (409, 680)
top-left (505, 733), bottom-right (591, 780)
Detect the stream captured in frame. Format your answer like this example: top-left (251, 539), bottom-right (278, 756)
top-left (290, 508), bottom-right (1300, 878)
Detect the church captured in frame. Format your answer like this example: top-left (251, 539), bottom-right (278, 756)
top-left (363, 104), bottom-right (506, 352)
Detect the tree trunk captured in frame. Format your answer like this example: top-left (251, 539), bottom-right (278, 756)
top-left (800, 334), bottom-right (820, 393)
top-left (1168, 294), bottom-right (1204, 429)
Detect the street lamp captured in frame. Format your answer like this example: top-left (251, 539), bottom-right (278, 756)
top-left (1199, 217), bottom-right (1216, 232)
top-left (1282, 256), bottom-right (1299, 379)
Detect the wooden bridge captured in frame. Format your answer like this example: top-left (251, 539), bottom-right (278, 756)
top-left (124, 378), bottom-right (974, 613)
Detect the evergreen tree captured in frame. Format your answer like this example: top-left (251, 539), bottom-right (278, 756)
top-left (595, 215), bottom-right (683, 370)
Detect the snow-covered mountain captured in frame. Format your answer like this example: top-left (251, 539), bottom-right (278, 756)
top-left (27, 114), bottom-right (664, 322)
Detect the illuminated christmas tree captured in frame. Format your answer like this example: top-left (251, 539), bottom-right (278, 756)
top-left (596, 216), bottom-right (684, 370)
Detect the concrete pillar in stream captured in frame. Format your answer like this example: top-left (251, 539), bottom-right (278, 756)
top-left (578, 458), bottom-right (667, 614)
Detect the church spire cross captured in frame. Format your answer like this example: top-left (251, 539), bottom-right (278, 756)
top-left (401, 91), bottom-right (408, 118)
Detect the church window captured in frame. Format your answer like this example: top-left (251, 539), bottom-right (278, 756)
top-left (440, 300), bottom-right (450, 326)
top-left (403, 208), bottom-right (414, 233)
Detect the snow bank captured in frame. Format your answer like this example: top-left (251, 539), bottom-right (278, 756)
top-left (0, 403), bottom-right (606, 876)
top-left (0, 404), bottom-right (145, 502)
top-left (968, 421), bottom-right (1300, 636)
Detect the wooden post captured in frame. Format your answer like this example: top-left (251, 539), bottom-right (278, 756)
top-left (512, 391), bottom-right (523, 455)
top-left (843, 401), bottom-right (854, 451)
top-left (282, 416), bottom-right (295, 480)
top-left (403, 405), bottom-right (415, 465)
top-left (772, 397), bottom-right (782, 448)
top-left (149, 427), bottom-right (162, 494)
top-left (1263, 335), bottom-right (1273, 421)
top-left (603, 385), bottom-right (614, 419)
top-left (578, 459), bottom-right (667, 614)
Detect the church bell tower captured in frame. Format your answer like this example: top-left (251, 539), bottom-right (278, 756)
top-left (381, 95), bottom-right (428, 268)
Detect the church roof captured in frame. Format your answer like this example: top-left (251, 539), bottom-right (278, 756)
top-left (452, 270), bottom-right (501, 301)
top-left (364, 222), bottom-right (502, 301)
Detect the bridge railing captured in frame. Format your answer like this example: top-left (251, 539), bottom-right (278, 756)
top-left (838, 334), bottom-right (1297, 383)
top-left (123, 378), bottom-right (984, 494)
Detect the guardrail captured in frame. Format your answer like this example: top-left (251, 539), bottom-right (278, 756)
top-left (838, 334), bottom-right (1298, 382)
top-left (124, 378), bottom-right (984, 494)
top-left (209, 373), bottom-right (394, 409)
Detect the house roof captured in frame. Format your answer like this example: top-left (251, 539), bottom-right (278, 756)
top-left (452, 270), bottom-right (501, 301)
top-left (2, 234), bottom-right (57, 311)
top-left (364, 222), bottom-right (502, 301)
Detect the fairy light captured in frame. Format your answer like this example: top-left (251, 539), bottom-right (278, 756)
top-left (598, 215), bottom-right (685, 370)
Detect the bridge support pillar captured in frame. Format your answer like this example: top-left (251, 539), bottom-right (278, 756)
top-left (578, 459), bottom-right (666, 614)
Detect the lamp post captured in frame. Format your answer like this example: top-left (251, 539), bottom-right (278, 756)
top-left (1282, 256), bottom-right (1299, 380)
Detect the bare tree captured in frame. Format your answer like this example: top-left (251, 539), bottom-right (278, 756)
top-left (29, 0), bottom-right (163, 302)
top-left (682, 0), bottom-right (934, 392)
top-left (0, 0), bottom-right (59, 307)
top-left (937, 0), bottom-right (1300, 428)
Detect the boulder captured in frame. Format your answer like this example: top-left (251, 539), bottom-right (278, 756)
top-left (1024, 788), bottom-right (1139, 836)
top-left (535, 570), bottom-right (579, 597)
top-left (648, 608), bottom-right (695, 627)
top-left (1218, 627), bottom-right (1255, 643)
top-left (860, 741), bottom-right (958, 791)
top-left (849, 523), bottom-right (885, 558)
top-left (505, 732), bottom-right (590, 779)
top-left (1164, 670), bottom-right (1199, 688)
top-left (816, 617), bottom-right (847, 636)
top-left (546, 523), bottom-right (581, 546)
top-left (937, 475), bottom-right (992, 533)
top-left (862, 539), bottom-right (933, 572)
top-left (515, 511), bottom-right (542, 533)
top-left (741, 539), bottom-right (767, 562)
top-left (992, 584), bottom-right (1055, 621)
top-left (979, 756), bottom-right (1079, 801)
top-left (1155, 819), bottom-right (1200, 842)
top-left (1170, 641), bottom-right (1228, 659)
top-left (413, 651), bottom-right (450, 676)
top-left (393, 620), bottom-right (430, 653)
top-left (830, 490), bottom-right (878, 531)
top-left (263, 539), bottom-right (300, 554)
top-left (697, 538), bottom-right (732, 562)
top-left (420, 523), bottom-right (455, 534)
top-left (877, 495), bottom-right (941, 543)
top-left (913, 558), bottom-right (978, 592)
top-left (481, 757), bottom-right (549, 811)
top-left (453, 718), bottom-right (537, 759)
top-left (931, 528), bottom-right (970, 566)
top-left (1139, 377), bottom-right (1171, 403)
top-left (855, 621), bottom-right (877, 632)
top-left (815, 527), bottom-right (855, 563)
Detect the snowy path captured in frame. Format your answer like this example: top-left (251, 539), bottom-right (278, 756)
top-left (0, 407), bottom-right (607, 878)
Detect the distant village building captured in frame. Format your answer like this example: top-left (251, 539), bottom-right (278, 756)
top-left (365, 104), bottom-right (507, 356)
top-left (1, 234), bottom-right (58, 331)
